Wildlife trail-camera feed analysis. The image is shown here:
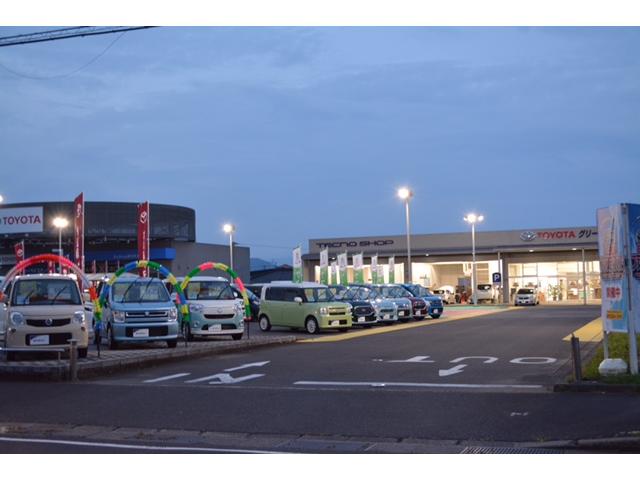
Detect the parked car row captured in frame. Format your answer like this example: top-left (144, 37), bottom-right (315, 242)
top-left (250, 281), bottom-right (445, 335)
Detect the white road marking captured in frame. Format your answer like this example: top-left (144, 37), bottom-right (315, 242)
top-left (510, 357), bottom-right (557, 365)
top-left (387, 356), bottom-right (435, 363)
top-left (451, 356), bottom-right (498, 364)
top-left (208, 373), bottom-right (265, 384)
top-left (185, 374), bottom-right (230, 384)
top-left (438, 365), bottom-right (467, 377)
top-left (224, 361), bottom-right (270, 372)
top-left (143, 373), bottom-right (191, 383)
top-left (294, 381), bottom-right (544, 389)
top-left (510, 412), bottom-right (530, 417)
top-left (0, 436), bottom-right (282, 454)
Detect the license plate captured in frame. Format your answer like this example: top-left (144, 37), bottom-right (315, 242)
top-left (358, 317), bottom-right (365, 323)
top-left (30, 335), bottom-right (50, 346)
top-left (330, 320), bottom-right (340, 326)
top-left (399, 311), bottom-right (405, 316)
top-left (133, 329), bottom-right (149, 338)
top-left (211, 324), bottom-right (222, 332)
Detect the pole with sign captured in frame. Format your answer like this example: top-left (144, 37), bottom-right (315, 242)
top-left (74, 193), bottom-right (85, 273)
top-left (388, 256), bottom-right (395, 283)
top-left (14, 240), bottom-right (25, 274)
top-left (137, 201), bottom-right (150, 277)
top-left (338, 252), bottom-right (348, 286)
top-left (319, 248), bottom-right (329, 284)
top-left (292, 246), bottom-right (303, 283)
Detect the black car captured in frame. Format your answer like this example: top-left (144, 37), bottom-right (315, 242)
top-left (335, 286), bottom-right (377, 327)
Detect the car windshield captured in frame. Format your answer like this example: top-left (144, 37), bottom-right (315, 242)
top-left (376, 286), bottom-right (409, 298)
top-left (303, 288), bottom-right (335, 302)
top-left (406, 285), bottom-right (431, 297)
top-left (186, 281), bottom-right (234, 300)
top-left (518, 288), bottom-right (535, 295)
top-left (11, 278), bottom-right (81, 306)
top-left (112, 279), bottom-right (170, 303)
top-left (329, 286), bottom-right (346, 299)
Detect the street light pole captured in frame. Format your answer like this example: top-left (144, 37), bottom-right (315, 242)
top-left (464, 213), bottom-right (484, 306)
top-left (397, 187), bottom-right (413, 283)
top-left (223, 223), bottom-right (235, 272)
top-left (52, 217), bottom-right (69, 274)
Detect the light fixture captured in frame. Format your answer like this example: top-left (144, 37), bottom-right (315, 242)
top-left (397, 187), bottom-right (412, 200)
top-left (463, 213), bottom-right (484, 224)
top-left (0, 194), bottom-right (4, 203)
top-left (529, 249), bottom-right (534, 253)
top-left (222, 223), bottom-right (235, 234)
top-left (52, 217), bottom-right (69, 229)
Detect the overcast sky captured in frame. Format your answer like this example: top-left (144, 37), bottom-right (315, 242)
top-left (0, 27), bottom-right (638, 263)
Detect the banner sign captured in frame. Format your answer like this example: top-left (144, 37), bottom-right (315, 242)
top-left (353, 253), bottom-right (364, 283)
top-left (378, 265), bottom-right (385, 284)
top-left (319, 248), bottom-right (329, 285)
top-left (330, 261), bottom-right (338, 285)
top-left (338, 252), bottom-right (348, 286)
top-left (0, 207), bottom-right (43, 234)
top-left (292, 246), bottom-right (303, 283)
top-left (74, 193), bottom-right (85, 272)
top-left (371, 255), bottom-right (378, 284)
top-left (388, 256), bottom-right (395, 283)
top-left (137, 201), bottom-right (150, 277)
top-left (14, 240), bottom-right (25, 263)
top-left (597, 203), bottom-right (640, 333)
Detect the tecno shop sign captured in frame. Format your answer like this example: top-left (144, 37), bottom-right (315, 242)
top-left (0, 207), bottom-right (44, 234)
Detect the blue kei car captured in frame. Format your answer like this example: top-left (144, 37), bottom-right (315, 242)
top-left (398, 284), bottom-right (444, 319)
top-left (101, 277), bottom-right (180, 349)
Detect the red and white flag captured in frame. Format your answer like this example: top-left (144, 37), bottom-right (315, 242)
top-left (74, 192), bottom-right (85, 272)
top-left (14, 240), bottom-right (25, 263)
top-left (137, 201), bottom-right (150, 277)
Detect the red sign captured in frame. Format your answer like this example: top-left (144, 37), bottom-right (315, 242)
top-left (137, 201), bottom-right (150, 277)
top-left (74, 193), bottom-right (85, 272)
top-left (14, 240), bottom-right (25, 263)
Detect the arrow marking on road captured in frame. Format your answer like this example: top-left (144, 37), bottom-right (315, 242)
top-left (224, 361), bottom-right (270, 372)
top-left (208, 373), bottom-right (265, 384)
top-left (438, 364), bottom-right (467, 377)
top-left (387, 356), bottom-right (435, 363)
top-left (451, 356), bottom-right (498, 364)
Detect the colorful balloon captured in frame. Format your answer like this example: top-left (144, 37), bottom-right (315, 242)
top-left (180, 262), bottom-right (251, 320)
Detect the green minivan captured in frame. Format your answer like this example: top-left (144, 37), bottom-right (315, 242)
top-left (258, 282), bottom-right (352, 334)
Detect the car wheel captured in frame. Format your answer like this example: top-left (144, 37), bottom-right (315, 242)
top-left (259, 315), bottom-right (271, 332)
top-left (430, 314), bottom-right (441, 319)
top-left (231, 333), bottom-right (243, 341)
top-left (305, 317), bottom-right (319, 334)
top-left (78, 347), bottom-right (88, 359)
top-left (167, 339), bottom-right (177, 348)
top-left (107, 326), bottom-right (119, 350)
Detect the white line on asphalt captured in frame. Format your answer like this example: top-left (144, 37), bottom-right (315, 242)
top-left (293, 381), bottom-right (544, 389)
top-left (0, 436), bottom-right (282, 454)
top-left (143, 373), bottom-right (191, 383)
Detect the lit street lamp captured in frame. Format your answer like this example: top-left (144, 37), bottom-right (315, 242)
top-left (0, 194), bottom-right (4, 203)
top-left (52, 216), bottom-right (69, 273)
top-left (223, 223), bottom-right (235, 271)
top-left (464, 213), bottom-right (484, 305)
top-left (397, 187), bottom-right (413, 283)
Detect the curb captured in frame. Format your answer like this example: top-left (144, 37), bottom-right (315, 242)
top-left (0, 336), bottom-right (297, 381)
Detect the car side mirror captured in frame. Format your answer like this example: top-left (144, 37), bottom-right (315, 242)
top-left (83, 292), bottom-right (91, 303)
top-left (293, 296), bottom-right (303, 305)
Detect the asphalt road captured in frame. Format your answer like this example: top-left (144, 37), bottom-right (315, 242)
top-left (1, 305), bottom-right (638, 452)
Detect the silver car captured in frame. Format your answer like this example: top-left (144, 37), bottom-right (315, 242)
top-left (515, 288), bottom-right (539, 306)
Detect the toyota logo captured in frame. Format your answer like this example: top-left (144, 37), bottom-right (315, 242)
top-left (45, 318), bottom-right (53, 326)
top-left (520, 231), bottom-right (537, 242)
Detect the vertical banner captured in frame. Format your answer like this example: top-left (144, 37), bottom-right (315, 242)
top-left (292, 246), bottom-right (303, 283)
top-left (353, 253), bottom-right (364, 283)
top-left (14, 240), bottom-right (25, 263)
top-left (73, 192), bottom-right (85, 272)
top-left (371, 255), bottom-right (378, 284)
top-left (319, 248), bottom-right (329, 285)
top-left (330, 261), bottom-right (338, 285)
top-left (388, 256), bottom-right (396, 283)
top-left (627, 203), bottom-right (640, 332)
top-left (338, 252), bottom-right (348, 286)
top-left (598, 205), bottom-right (628, 332)
top-left (137, 201), bottom-right (150, 277)
top-left (378, 264), bottom-right (385, 284)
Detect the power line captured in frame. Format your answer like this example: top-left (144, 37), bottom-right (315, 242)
top-left (0, 31), bottom-right (126, 80)
top-left (0, 26), bottom-right (156, 48)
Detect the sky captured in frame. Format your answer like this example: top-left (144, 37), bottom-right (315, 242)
top-left (0, 27), bottom-right (639, 264)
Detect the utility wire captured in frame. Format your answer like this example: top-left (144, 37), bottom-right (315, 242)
top-left (0, 31), bottom-right (126, 80)
top-left (0, 26), bottom-right (156, 47)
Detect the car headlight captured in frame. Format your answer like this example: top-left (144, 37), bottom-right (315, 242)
top-left (112, 310), bottom-right (125, 323)
top-left (169, 307), bottom-right (178, 321)
top-left (73, 311), bottom-right (86, 325)
top-left (10, 312), bottom-right (24, 326)
top-left (319, 307), bottom-right (328, 315)
top-left (234, 302), bottom-right (244, 314)
top-left (189, 303), bottom-right (204, 313)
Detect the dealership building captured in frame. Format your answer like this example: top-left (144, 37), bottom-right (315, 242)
top-left (0, 201), bottom-right (250, 280)
top-left (302, 226), bottom-right (600, 304)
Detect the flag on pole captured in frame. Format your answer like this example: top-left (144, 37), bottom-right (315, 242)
top-left (137, 201), bottom-right (150, 277)
top-left (371, 255), bottom-right (378, 284)
top-left (292, 246), bottom-right (303, 283)
top-left (353, 252), bottom-right (364, 283)
top-left (388, 256), bottom-right (395, 283)
top-left (338, 252), bottom-right (348, 286)
top-left (319, 248), bottom-right (329, 284)
top-left (330, 261), bottom-right (338, 285)
top-left (73, 192), bottom-right (85, 272)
